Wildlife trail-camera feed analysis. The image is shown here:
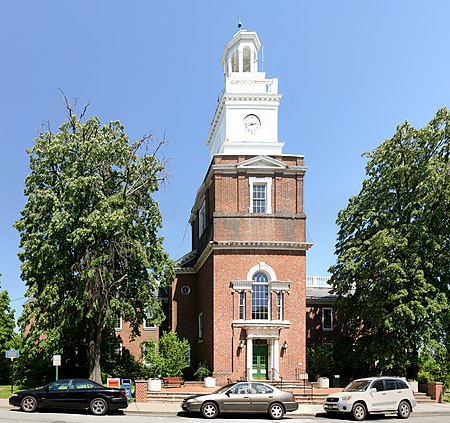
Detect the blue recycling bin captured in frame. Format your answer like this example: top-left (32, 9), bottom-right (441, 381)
top-left (121, 379), bottom-right (133, 402)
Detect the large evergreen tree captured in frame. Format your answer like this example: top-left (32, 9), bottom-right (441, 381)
top-left (15, 105), bottom-right (174, 383)
top-left (330, 108), bottom-right (450, 380)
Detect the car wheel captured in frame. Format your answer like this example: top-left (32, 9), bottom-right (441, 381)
top-left (397, 400), bottom-right (411, 419)
top-left (90, 397), bottom-right (108, 416)
top-left (201, 401), bottom-right (219, 419)
top-left (20, 396), bottom-right (38, 413)
top-left (268, 402), bottom-right (285, 420)
top-left (352, 402), bottom-right (367, 421)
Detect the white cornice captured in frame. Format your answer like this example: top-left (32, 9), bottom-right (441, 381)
top-left (175, 240), bottom-right (313, 276)
top-left (232, 321), bottom-right (291, 332)
top-left (231, 280), bottom-right (291, 292)
top-left (213, 240), bottom-right (313, 251)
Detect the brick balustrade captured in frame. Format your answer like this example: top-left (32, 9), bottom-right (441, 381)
top-left (135, 380), bottom-right (148, 402)
top-left (428, 381), bottom-right (443, 403)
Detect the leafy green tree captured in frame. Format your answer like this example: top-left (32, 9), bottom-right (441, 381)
top-left (141, 331), bottom-right (190, 377)
top-left (306, 342), bottom-right (333, 380)
top-left (0, 280), bottom-right (16, 384)
top-left (330, 108), bottom-right (450, 380)
top-left (0, 281), bottom-right (15, 351)
top-left (15, 104), bottom-right (174, 383)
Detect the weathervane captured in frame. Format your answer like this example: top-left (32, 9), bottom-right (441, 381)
top-left (237, 13), bottom-right (242, 29)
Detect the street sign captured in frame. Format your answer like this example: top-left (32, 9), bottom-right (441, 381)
top-left (53, 355), bottom-right (61, 366)
top-left (5, 349), bottom-right (19, 360)
top-left (53, 354), bottom-right (62, 380)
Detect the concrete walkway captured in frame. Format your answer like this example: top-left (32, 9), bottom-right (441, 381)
top-left (2, 396), bottom-right (450, 417)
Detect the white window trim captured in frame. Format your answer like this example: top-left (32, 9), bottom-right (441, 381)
top-left (276, 292), bottom-right (283, 320)
top-left (251, 271), bottom-right (270, 321)
top-left (249, 177), bottom-right (272, 214)
top-left (322, 307), bottom-right (333, 331)
top-left (238, 291), bottom-right (246, 320)
top-left (247, 262), bottom-right (277, 281)
top-left (144, 309), bottom-right (156, 330)
top-left (186, 344), bottom-right (191, 367)
top-left (116, 342), bottom-right (123, 357)
top-left (115, 315), bottom-right (122, 331)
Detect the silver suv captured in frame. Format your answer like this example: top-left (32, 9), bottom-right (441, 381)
top-left (323, 377), bottom-right (416, 421)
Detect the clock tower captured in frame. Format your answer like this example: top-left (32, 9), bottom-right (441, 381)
top-left (171, 27), bottom-right (310, 385)
top-left (207, 29), bottom-right (284, 157)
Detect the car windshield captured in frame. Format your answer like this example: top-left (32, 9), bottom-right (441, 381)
top-left (343, 380), bottom-right (371, 392)
top-left (212, 384), bottom-right (236, 394)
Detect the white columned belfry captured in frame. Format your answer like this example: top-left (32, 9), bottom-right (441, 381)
top-left (207, 28), bottom-right (284, 157)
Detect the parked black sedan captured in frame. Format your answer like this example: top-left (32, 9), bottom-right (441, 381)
top-left (9, 378), bottom-right (128, 415)
top-left (182, 381), bottom-right (298, 420)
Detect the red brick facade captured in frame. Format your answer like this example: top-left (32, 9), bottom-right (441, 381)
top-left (115, 321), bottom-right (159, 358)
top-left (172, 154), bottom-right (311, 384)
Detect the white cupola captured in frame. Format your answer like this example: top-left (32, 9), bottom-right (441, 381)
top-left (206, 28), bottom-right (284, 158)
top-left (221, 29), bottom-right (261, 75)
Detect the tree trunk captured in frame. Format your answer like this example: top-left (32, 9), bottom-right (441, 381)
top-left (406, 346), bottom-right (419, 381)
top-left (88, 324), bottom-right (103, 384)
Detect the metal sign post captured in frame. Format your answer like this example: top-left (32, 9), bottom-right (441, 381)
top-left (5, 349), bottom-right (19, 393)
top-left (53, 355), bottom-right (61, 380)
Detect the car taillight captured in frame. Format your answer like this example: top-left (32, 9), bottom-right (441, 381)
top-left (120, 389), bottom-right (126, 397)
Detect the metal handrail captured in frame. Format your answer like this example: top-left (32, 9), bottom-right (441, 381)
top-left (271, 368), bottom-right (283, 389)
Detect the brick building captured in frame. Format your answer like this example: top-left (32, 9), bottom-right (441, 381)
top-left (170, 28), bottom-right (313, 385)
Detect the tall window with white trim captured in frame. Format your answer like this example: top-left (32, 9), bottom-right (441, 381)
top-left (249, 177), bottom-right (272, 214)
top-left (115, 314), bottom-right (122, 331)
top-left (144, 308), bottom-right (155, 329)
top-left (252, 271), bottom-right (269, 320)
top-left (276, 292), bottom-right (283, 320)
top-left (238, 291), bottom-right (245, 320)
top-left (253, 183), bottom-right (267, 213)
top-left (322, 307), bottom-right (333, 331)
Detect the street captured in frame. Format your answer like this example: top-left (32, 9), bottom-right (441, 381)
top-left (1, 409), bottom-right (450, 423)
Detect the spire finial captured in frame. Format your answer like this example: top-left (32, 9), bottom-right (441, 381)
top-left (237, 13), bottom-right (242, 29)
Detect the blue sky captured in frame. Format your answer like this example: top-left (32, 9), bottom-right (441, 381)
top-left (2, 1), bottom-right (450, 317)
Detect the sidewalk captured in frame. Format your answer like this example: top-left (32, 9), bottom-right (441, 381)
top-left (125, 400), bottom-right (450, 417)
top-left (2, 397), bottom-right (450, 417)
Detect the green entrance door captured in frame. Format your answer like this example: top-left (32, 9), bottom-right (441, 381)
top-left (252, 344), bottom-right (268, 380)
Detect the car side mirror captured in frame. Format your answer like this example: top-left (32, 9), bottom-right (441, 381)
top-left (370, 388), bottom-right (377, 393)
top-left (225, 390), bottom-right (231, 397)
top-left (44, 387), bottom-right (50, 392)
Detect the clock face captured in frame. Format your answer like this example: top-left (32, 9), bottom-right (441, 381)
top-left (243, 114), bottom-right (261, 134)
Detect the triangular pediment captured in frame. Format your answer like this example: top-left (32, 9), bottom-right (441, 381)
top-left (236, 155), bottom-right (287, 170)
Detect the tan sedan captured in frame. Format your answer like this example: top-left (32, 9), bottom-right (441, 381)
top-left (181, 381), bottom-right (298, 420)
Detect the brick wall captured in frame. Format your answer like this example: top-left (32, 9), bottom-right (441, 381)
top-left (115, 321), bottom-right (159, 358)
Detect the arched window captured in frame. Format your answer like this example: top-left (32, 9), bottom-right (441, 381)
top-left (232, 50), bottom-right (239, 72)
top-left (252, 271), bottom-right (269, 320)
top-left (243, 46), bottom-right (251, 72)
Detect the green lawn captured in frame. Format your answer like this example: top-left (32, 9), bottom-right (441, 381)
top-left (0, 386), bottom-right (13, 398)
